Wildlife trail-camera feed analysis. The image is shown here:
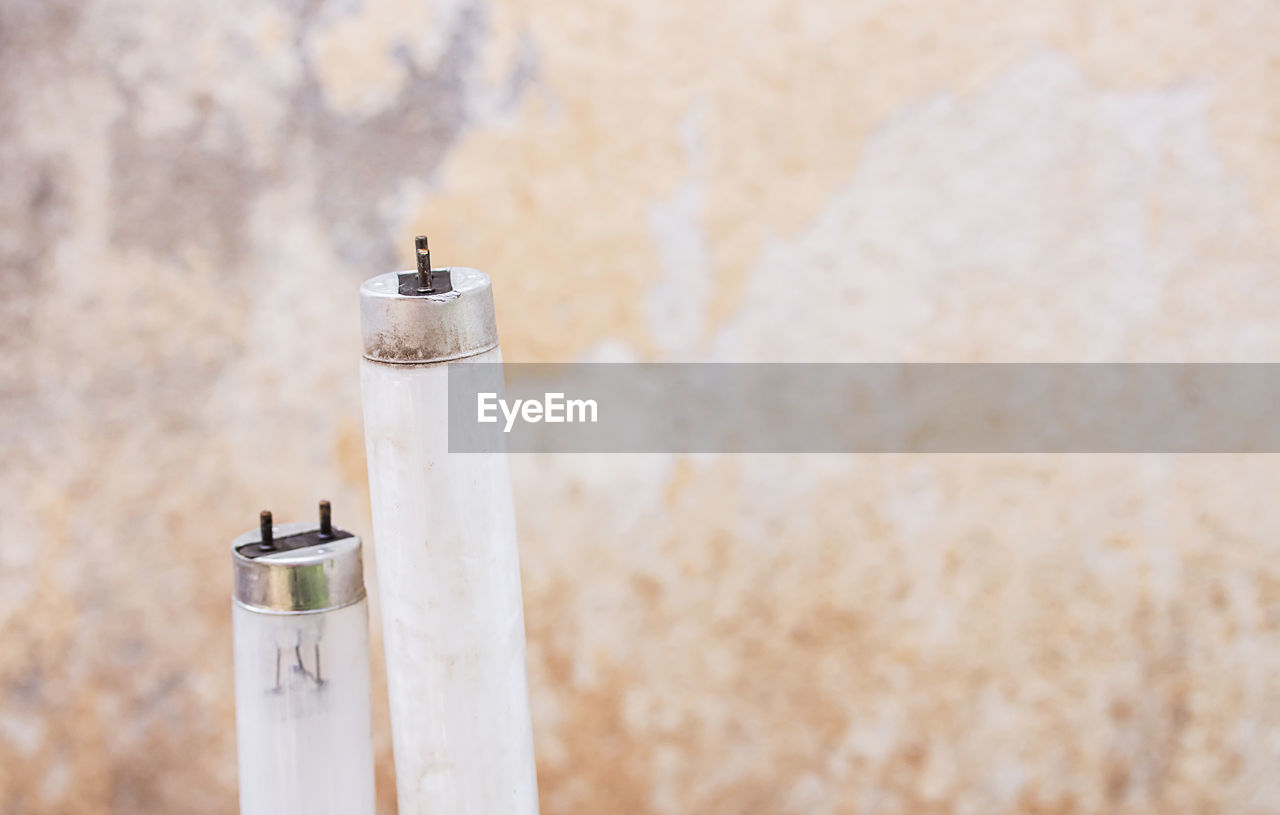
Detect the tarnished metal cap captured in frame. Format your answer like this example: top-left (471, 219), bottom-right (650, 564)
top-left (232, 512), bottom-right (366, 614)
top-left (360, 267), bottom-right (499, 364)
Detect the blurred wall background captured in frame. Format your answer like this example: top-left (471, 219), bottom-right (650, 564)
top-left (2, 0), bottom-right (1280, 812)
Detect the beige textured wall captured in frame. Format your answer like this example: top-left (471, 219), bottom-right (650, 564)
top-left (2, 0), bottom-right (1280, 812)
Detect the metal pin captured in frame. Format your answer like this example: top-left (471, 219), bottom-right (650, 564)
top-left (318, 500), bottom-right (332, 538)
top-left (260, 510), bottom-right (274, 551)
top-left (415, 235), bottom-right (432, 292)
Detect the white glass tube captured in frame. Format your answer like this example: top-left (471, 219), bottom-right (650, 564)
top-left (233, 600), bottom-right (376, 815)
top-left (361, 347), bottom-right (540, 815)
top-left (231, 518), bottom-right (376, 815)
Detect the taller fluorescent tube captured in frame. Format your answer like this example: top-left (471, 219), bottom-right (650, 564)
top-left (359, 237), bottom-right (539, 815)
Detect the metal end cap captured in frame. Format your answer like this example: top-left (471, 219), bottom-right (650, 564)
top-left (231, 523), bottom-right (366, 613)
top-left (360, 267), bottom-right (499, 364)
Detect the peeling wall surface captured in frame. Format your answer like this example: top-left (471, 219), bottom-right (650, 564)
top-left (2, 0), bottom-right (1280, 813)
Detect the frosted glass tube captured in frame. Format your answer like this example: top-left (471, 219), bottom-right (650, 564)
top-left (359, 257), bottom-right (539, 815)
top-left (231, 514), bottom-right (376, 815)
